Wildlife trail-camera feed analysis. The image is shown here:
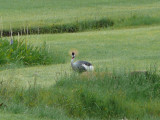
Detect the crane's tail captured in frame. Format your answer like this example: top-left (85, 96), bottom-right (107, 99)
top-left (89, 65), bottom-right (94, 71)
top-left (82, 64), bottom-right (94, 71)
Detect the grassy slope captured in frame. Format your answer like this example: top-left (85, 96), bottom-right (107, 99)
top-left (0, 0), bottom-right (160, 30)
top-left (0, 25), bottom-right (160, 87)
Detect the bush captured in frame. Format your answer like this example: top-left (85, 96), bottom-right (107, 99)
top-left (0, 38), bottom-right (66, 66)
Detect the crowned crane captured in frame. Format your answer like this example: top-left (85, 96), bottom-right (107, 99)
top-left (71, 52), bottom-right (94, 73)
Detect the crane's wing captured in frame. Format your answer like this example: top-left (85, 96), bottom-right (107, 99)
top-left (74, 61), bottom-right (93, 72)
top-left (76, 61), bottom-right (92, 66)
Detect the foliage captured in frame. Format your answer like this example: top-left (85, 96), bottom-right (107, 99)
top-left (0, 38), bottom-right (66, 66)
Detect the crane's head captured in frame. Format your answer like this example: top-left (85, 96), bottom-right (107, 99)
top-left (72, 52), bottom-right (75, 59)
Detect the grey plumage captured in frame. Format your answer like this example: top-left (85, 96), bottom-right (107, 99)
top-left (71, 52), bottom-right (94, 73)
top-left (77, 61), bottom-right (92, 66)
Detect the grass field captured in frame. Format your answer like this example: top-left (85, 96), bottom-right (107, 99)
top-left (0, 25), bottom-right (159, 87)
top-left (1, 0), bottom-right (160, 119)
top-left (0, 0), bottom-right (160, 30)
top-left (0, 110), bottom-right (52, 120)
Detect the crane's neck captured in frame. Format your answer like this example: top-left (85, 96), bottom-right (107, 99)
top-left (71, 57), bottom-right (74, 64)
top-left (71, 57), bottom-right (75, 69)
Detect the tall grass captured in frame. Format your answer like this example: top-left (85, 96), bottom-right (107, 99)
top-left (1, 15), bottom-right (160, 37)
top-left (0, 38), bottom-right (66, 66)
top-left (0, 69), bottom-right (160, 119)
top-left (2, 18), bottom-right (114, 37)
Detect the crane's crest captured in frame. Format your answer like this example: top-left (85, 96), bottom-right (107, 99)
top-left (69, 48), bottom-right (79, 56)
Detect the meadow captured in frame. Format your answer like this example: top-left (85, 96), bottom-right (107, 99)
top-left (0, 0), bottom-right (160, 31)
top-left (0, 0), bottom-right (160, 120)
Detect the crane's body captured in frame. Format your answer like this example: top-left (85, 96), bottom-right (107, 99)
top-left (71, 52), bottom-right (94, 73)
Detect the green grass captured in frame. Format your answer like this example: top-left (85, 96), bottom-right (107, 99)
top-left (0, 25), bottom-right (160, 119)
top-left (0, 38), bottom-right (66, 66)
top-left (0, 0), bottom-right (160, 30)
top-left (2, 18), bottom-right (114, 36)
top-left (0, 107), bottom-right (72, 120)
top-left (1, 25), bottom-right (159, 120)
top-left (0, 25), bottom-right (160, 87)
top-left (1, 69), bottom-right (160, 120)
top-left (49, 71), bottom-right (160, 119)
top-left (20, 25), bottom-right (160, 68)
top-left (1, 0), bottom-right (160, 119)
top-left (0, 110), bottom-right (53, 120)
